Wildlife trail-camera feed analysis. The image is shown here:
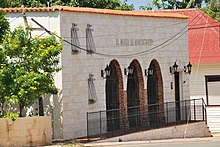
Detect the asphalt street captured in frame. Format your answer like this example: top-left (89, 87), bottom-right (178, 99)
top-left (47, 137), bottom-right (220, 146)
top-left (84, 137), bottom-right (220, 147)
top-left (103, 141), bottom-right (220, 147)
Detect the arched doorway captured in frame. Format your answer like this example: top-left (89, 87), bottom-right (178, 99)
top-left (147, 59), bottom-right (164, 126)
top-left (126, 59), bottom-right (145, 129)
top-left (106, 60), bottom-right (124, 131)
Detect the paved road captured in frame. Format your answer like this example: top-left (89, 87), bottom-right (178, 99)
top-left (108, 141), bottom-right (220, 147)
top-left (84, 137), bottom-right (220, 147)
top-left (47, 137), bottom-right (220, 146)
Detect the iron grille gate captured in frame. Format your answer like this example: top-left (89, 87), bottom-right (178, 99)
top-left (87, 98), bottom-right (207, 139)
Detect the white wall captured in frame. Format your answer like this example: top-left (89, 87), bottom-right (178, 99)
top-left (60, 11), bottom-right (189, 139)
top-left (190, 63), bottom-right (220, 134)
top-left (190, 63), bottom-right (220, 104)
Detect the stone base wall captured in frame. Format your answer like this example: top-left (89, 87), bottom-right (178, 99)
top-left (96, 121), bottom-right (211, 142)
top-left (0, 116), bottom-right (52, 147)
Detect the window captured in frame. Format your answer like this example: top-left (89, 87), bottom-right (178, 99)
top-left (205, 75), bottom-right (220, 106)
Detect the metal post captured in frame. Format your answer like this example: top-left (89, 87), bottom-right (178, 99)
top-left (100, 110), bottom-right (102, 138)
top-left (202, 98), bottom-right (207, 124)
top-left (135, 107), bottom-right (138, 131)
top-left (202, 104), bottom-right (205, 121)
top-left (194, 99), bottom-right (196, 121)
top-left (112, 115), bottom-right (114, 137)
top-left (166, 102), bottom-right (169, 126)
top-left (205, 106), bottom-right (207, 124)
top-left (87, 112), bottom-right (89, 140)
top-left (157, 104), bottom-right (159, 128)
top-left (51, 107), bottom-right (54, 139)
top-left (185, 100), bottom-right (187, 123)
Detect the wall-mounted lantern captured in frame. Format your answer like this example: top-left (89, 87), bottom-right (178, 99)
top-left (144, 68), bottom-right (153, 77)
top-left (101, 64), bottom-right (110, 78)
top-left (184, 62), bottom-right (192, 74)
top-left (124, 65), bottom-right (133, 76)
top-left (170, 62), bottom-right (179, 74)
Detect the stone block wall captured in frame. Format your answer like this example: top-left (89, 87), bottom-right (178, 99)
top-left (0, 116), bottom-right (52, 147)
top-left (60, 11), bottom-right (190, 139)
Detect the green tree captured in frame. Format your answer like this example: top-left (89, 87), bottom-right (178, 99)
top-left (0, 27), bottom-right (63, 116)
top-left (0, 0), bottom-right (134, 10)
top-left (0, 62), bottom-right (14, 115)
top-left (0, 12), bottom-right (9, 42)
top-left (140, 0), bottom-right (212, 10)
top-left (140, 0), bottom-right (219, 22)
top-left (201, 0), bottom-right (220, 22)
top-left (0, 12), bottom-right (10, 115)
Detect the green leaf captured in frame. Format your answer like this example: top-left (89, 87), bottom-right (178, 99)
top-left (0, 27), bottom-right (63, 116)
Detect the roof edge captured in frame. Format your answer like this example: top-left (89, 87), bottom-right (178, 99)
top-left (0, 6), bottom-right (188, 19)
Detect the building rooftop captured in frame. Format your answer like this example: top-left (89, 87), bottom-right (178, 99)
top-left (159, 9), bottom-right (220, 64)
top-left (0, 6), bottom-right (188, 19)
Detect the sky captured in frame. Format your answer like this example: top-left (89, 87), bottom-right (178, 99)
top-left (126, 0), bottom-right (152, 10)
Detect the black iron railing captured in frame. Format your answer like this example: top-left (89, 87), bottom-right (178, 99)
top-left (87, 98), bottom-right (206, 139)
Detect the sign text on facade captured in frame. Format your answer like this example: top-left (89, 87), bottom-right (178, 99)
top-left (116, 39), bottom-right (153, 46)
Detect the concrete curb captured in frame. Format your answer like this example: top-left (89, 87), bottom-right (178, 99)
top-left (84, 136), bottom-right (220, 147)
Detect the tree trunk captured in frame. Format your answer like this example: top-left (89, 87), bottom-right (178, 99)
top-left (19, 104), bottom-right (24, 117)
top-left (39, 97), bottom-right (44, 116)
top-left (0, 101), bottom-right (4, 116)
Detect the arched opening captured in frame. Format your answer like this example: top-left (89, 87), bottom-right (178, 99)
top-left (126, 59), bottom-right (145, 129)
top-left (106, 60), bottom-right (124, 131)
top-left (147, 59), bottom-right (164, 126)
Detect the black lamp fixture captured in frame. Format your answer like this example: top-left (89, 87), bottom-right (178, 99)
top-left (145, 68), bottom-right (153, 77)
top-left (101, 64), bottom-right (110, 78)
top-left (124, 65), bottom-right (133, 76)
top-left (184, 62), bottom-right (192, 74)
top-left (170, 62), bottom-right (179, 74)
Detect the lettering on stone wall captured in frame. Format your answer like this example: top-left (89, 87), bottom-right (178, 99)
top-left (116, 39), bottom-right (153, 46)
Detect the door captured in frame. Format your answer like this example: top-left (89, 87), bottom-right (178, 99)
top-left (174, 72), bottom-right (181, 121)
top-left (147, 73), bottom-right (158, 126)
top-left (127, 73), bottom-right (140, 129)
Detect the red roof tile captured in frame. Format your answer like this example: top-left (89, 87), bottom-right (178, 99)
top-left (0, 6), bottom-right (187, 19)
top-left (160, 9), bottom-right (220, 64)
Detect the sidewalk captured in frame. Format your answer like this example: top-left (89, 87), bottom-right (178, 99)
top-left (84, 136), bottom-right (220, 146)
top-left (46, 136), bottom-right (220, 147)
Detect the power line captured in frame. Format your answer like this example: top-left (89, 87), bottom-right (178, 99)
top-left (33, 16), bottom-right (187, 57)
top-left (9, 13), bottom-right (23, 23)
top-left (189, 21), bottom-right (219, 27)
top-left (57, 21), bottom-right (218, 47)
top-left (17, 9), bottom-right (217, 41)
top-left (63, 22), bottom-right (219, 50)
top-left (189, 25), bottom-right (220, 30)
top-left (60, 22), bottom-right (219, 52)
top-left (31, 18), bottom-right (89, 53)
top-left (31, 13), bottom-right (215, 58)
top-left (78, 21), bottom-right (187, 39)
top-left (74, 21), bottom-right (219, 39)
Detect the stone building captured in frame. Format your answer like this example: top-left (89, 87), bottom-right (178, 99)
top-left (1, 6), bottom-right (191, 139)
